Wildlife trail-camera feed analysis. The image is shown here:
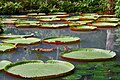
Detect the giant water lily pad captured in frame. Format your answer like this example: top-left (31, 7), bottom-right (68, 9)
top-left (10, 15), bottom-right (28, 18)
top-left (35, 15), bottom-right (56, 19)
top-left (15, 23), bottom-right (39, 28)
top-left (39, 23), bottom-right (68, 29)
top-left (0, 34), bottom-right (34, 38)
top-left (61, 48), bottom-right (116, 61)
top-left (68, 20), bottom-right (93, 26)
top-left (79, 16), bottom-right (98, 20)
top-left (70, 26), bottom-right (97, 31)
top-left (1, 18), bottom-right (17, 24)
top-left (90, 22), bottom-right (118, 28)
top-left (15, 20), bottom-right (40, 24)
top-left (0, 60), bottom-right (12, 70)
top-left (97, 18), bottom-right (119, 22)
top-left (64, 17), bottom-right (80, 21)
top-left (27, 13), bottom-right (46, 16)
top-left (43, 36), bottom-right (80, 45)
top-left (101, 15), bottom-right (116, 18)
top-left (81, 13), bottom-right (101, 17)
top-left (0, 43), bottom-right (16, 52)
top-left (2, 38), bottom-right (41, 45)
top-left (5, 60), bottom-right (74, 79)
top-left (39, 18), bottom-right (61, 22)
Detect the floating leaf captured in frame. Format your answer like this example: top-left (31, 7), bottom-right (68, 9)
top-left (61, 48), bottom-right (116, 61)
top-left (39, 23), bottom-right (68, 29)
top-left (0, 34), bottom-right (34, 39)
top-left (10, 15), bottom-right (28, 18)
top-left (68, 20), bottom-right (93, 26)
top-left (5, 60), bottom-right (74, 79)
top-left (0, 60), bottom-right (12, 70)
top-left (2, 38), bottom-right (41, 45)
top-left (90, 22), bottom-right (118, 28)
top-left (70, 25), bottom-right (97, 31)
top-left (39, 18), bottom-right (61, 22)
top-left (43, 36), bottom-right (80, 45)
top-left (98, 18), bottom-right (119, 22)
top-left (0, 43), bottom-right (16, 52)
top-left (79, 16), bottom-right (98, 20)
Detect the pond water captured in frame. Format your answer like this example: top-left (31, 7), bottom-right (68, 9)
top-left (0, 24), bottom-right (120, 80)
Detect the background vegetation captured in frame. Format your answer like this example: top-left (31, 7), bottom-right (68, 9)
top-left (0, 0), bottom-right (110, 14)
top-left (115, 0), bottom-right (120, 17)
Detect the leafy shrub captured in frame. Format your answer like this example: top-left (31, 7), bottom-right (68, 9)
top-left (0, 2), bottom-right (23, 14)
top-left (115, 0), bottom-right (120, 17)
top-left (0, 0), bottom-right (110, 14)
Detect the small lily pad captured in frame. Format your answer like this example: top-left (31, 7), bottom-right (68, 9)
top-left (101, 15), bottom-right (116, 18)
top-left (0, 60), bottom-right (12, 70)
top-left (1, 18), bottom-right (17, 24)
top-left (90, 22), bottom-right (118, 28)
top-left (35, 15), bottom-right (56, 19)
top-left (79, 16), bottom-right (98, 20)
top-left (2, 38), bottom-right (41, 46)
top-left (10, 15), bottom-right (28, 18)
top-left (39, 18), bottom-right (61, 22)
top-left (64, 17), bottom-right (80, 21)
top-left (70, 26), bottom-right (97, 31)
top-left (61, 48), bottom-right (116, 61)
top-left (43, 36), bottom-right (80, 45)
top-left (81, 13), bottom-right (101, 17)
top-left (15, 20), bottom-right (39, 24)
top-left (5, 60), bottom-right (74, 79)
top-left (15, 23), bottom-right (39, 28)
top-left (0, 34), bottom-right (34, 38)
top-left (68, 20), bottom-right (93, 26)
top-left (97, 18), bottom-right (119, 22)
top-left (0, 43), bottom-right (16, 52)
top-left (39, 23), bottom-right (68, 29)
top-left (27, 13), bottom-right (46, 16)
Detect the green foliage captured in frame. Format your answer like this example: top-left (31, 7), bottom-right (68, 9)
top-left (115, 0), bottom-right (120, 17)
top-left (0, 2), bottom-right (23, 14)
top-left (63, 61), bottom-right (120, 80)
top-left (0, 0), bottom-right (109, 14)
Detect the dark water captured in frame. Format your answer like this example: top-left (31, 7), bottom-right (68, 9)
top-left (0, 25), bottom-right (120, 80)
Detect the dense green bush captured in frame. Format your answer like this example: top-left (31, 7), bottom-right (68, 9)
top-left (115, 0), bottom-right (120, 17)
top-left (0, 0), bottom-right (110, 14)
top-left (0, 2), bottom-right (23, 14)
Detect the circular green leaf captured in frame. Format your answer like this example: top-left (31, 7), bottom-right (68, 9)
top-left (2, 38), bottom-right (41, 45)
top-left (0, 34), bottom-right (34, 39)
top-left (5, 60), bottom-right (74, 79)
top-left (0, 60), bottom-right (12, 70)
top-left (43, 36), bottom-right (80, 45)
top-left (91, 22), bottom-right (118, 27)
top-left (70, 25), bottom-right (97, 31)
top-left (61, 48), bottom-right (116, 61)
